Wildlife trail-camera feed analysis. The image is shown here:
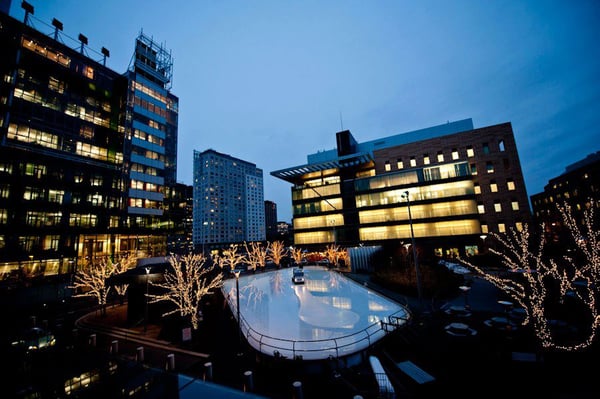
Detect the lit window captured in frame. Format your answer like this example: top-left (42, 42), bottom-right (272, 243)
top-left (511, 201), bottom-right (519, 211)
top-left (384, 161), bottom-right (391, 172)
top-left (481, 224), bottom-right (489, 234)
top-left (83, 65), bottom-right (94, 79)
top-left (498, 223), bottom-right (506, 233)
top-left (477, 204), bottom-right (485, 214)
top-left (437, 151), bottom-right (444, 162)
top-left (397, 159), bottom-right (403, 169)
top-left (452, 149), bottom-right (459, 160)
top-left (91, 176), bottom-right (103, 186)
top-left (466, 146), bottom-right (474, 157)
top-left (470, 164), bottom-right (477, 175)
top-left (0, 185), bottom-right (10, 198)
top-left (494, 202), bottom-right (502, 212)
top-left (423, 154), bottom-right (430, 165)
top-left (486, 162), bottom-right (494, 173)
top-left (474, 184), bottom-right (481, 194)
top-left (507, 180), bottom-right (515, 191)
top-left (490, 182), bottom-right (498, 192)
top-left (410, 157), bottom-right (416, 167)
top-left (515, 222), bottom-right (523, 231)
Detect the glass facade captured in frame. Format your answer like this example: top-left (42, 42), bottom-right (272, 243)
top-left (271, 120), bottom-right (531, 256)
top-left (0, 13), bottom-right (179, 281)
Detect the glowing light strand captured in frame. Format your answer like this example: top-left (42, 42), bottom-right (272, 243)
top-left (69, 256), bottom-right (115, 315)
top-left (459, 198), bottom-right (599, 351)
top-left (147, 253), bottom-right (224, 330)
top-left (268, 240), bottom-right (288, 267)
top-left (244, 241), bottom-right (269, 272)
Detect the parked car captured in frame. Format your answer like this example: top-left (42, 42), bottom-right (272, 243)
top-left (292, 268), bottom-right (305, 284)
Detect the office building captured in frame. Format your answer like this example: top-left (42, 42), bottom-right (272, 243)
top-left (0, 6), bottom-right (177, 283)
top-left (530, 151), bottom-right (599, 245)
top-left (264, 200), bottom-right (278, 242)
top-left (271, 119), bottom-right (531, 258)
top-left (193, 149), bottom-right (265, 251)
top-left (164, 182), bottom-right (194, 254)
top-left (123, 30), bottom-right (179, 257)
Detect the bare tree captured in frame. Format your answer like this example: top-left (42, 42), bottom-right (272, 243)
top-left (324, 244), bottom-right (343, 267)
top-left (69, 257), bottom-right (115, 316)
top-left (147, 253), bottom-right (224, 330)
top-left (458, 199), bottom-right (599, 351)
top-left (269, 240), bottom-right (287, 268)
top-left (244, 241), bottom-right (269, 272)
top-left (112, 254), bottom-right (137, 302)
top-left (216, 244), bottom-right (247, 272)
top-left (291, 247), bottom-right (304, 266)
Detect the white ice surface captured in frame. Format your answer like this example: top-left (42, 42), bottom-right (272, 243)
top-left (222, 266), bottom-right (410, 360)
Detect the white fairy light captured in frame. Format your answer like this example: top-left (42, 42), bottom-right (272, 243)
top-left (459, 198), bottom-right (599, 351)
top-left (147, 253), bottom-right (224, 330)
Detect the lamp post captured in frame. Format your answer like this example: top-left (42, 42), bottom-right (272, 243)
top-left (479, 234), bottom-right (487, 255)
top-left (329, 219), bottom-right (336, 245)
top-left (233, 269), bottom-right (242, 353)
top-left (402, 191), bottom-right (423, 309)
top-left (144, 267), bottom-right (150, 333)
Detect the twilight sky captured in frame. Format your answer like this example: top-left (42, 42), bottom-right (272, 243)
top-left (9, 0), bottom-right (600, 223)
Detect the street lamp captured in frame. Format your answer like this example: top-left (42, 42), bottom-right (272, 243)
top-left (144, 267), bottom-right (150, 333)
top-left (233, 269), bottom-right (242, 353)
top-left (329, 219), bottom-right (336, 245)
top-left (402, 191), bottom-right (423, 309)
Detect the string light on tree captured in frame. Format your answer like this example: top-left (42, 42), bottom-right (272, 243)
top-left (458, 198), bottom-right (599, 351)
top-left (147, 253), bottom-right (224, 330)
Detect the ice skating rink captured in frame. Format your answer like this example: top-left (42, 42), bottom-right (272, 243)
top-left (222, 266), bottom-right (410, 360)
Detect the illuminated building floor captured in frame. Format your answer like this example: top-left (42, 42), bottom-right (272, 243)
top-left (222, 266), bottom-right (410, 360)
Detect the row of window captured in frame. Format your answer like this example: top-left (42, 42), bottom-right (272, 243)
top-left (477, 200), bottom-right (520, 214)
top-left (8, 123), bottom-right (123, 164)
top-left (130, 179), bottom-right (161, 193)
top-left (133, 81), bottom-right (167, 104)
top-left (22, 36), bottom-right (71, 68)
top-left (383, 140), bottom-right (506, 171)
top-left (128, 198), bottom-right (161, 209)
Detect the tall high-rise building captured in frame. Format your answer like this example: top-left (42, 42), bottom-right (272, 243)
top-left (271, 119), bottom-right (531, 258)
top-left (193, 149), bottom-right (265, 251)
top-left (264, 200), bottom-right (278, 242)
top-left (0, 7), bottom-right (178, 282)
top-left (123, 31), bottom-right (179, 257)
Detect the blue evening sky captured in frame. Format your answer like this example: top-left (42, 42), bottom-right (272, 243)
top-left (9, 0), bottom-right (600, 223)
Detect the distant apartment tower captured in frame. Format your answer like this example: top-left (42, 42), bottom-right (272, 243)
top-left (271, 119), bottom-right (531, 258)
top-left (0, 8), bottom-right (177, 282)
top-left (264, 200), bottom-right (278, 241)
top-left (530, 151), bottom-right (599, 246)
top-left (165, 183), bottom-right (194, 254)
top-left (193, 149), bottom-right (265, 250)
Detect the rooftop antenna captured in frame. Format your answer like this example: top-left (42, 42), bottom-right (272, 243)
top-left (51, 18), bottom-right (63, 41)
top-left (78, 33), bottom-right (88, 54)
top-left (21, 1), bottom-right (34, 25)
top-left (339, 111), bottom-right (344, 131)
top-left (101, 47), bottom-right (110, 66)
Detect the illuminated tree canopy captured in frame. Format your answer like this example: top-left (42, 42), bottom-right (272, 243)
top-left (268, 240), bottom-right (287, 267)
top-left (459, 199), bottom-right (599, 351)
top-left (245, 241), bottom-right (269, 271)
top-left (147, 253), bottom-right (224, 330)
top-left (69, 256), bottom-right (115, 316)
